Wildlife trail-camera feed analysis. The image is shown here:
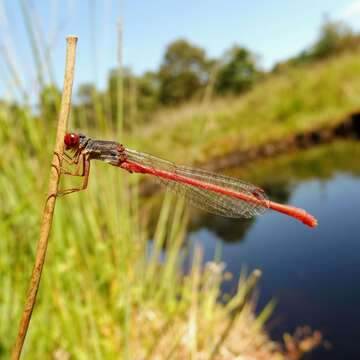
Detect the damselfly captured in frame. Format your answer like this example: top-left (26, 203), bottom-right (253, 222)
top-left (57, 133), bottom-right (317, 228)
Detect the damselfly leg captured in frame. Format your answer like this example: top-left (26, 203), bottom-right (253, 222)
top-left (53, 151), bottom-right (91, 196)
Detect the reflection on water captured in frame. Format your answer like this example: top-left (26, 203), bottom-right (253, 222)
top-left (187, 141), bottom-right (360, 360)
top-left (189, 182), bottom-right (293, 243)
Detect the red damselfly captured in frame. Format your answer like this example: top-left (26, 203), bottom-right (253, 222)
top-left (58, 133), bottom-right (318, 228)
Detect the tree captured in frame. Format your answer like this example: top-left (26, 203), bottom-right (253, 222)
top-left (273, 18), bottom-right (360, 71)
top-left (158, 39), bottom-right (211, 105)
top-left (136, 71), bottom-right (160, 115)
top-left (75, 83), bottom-right (99, 127)
top-left (215, 46), bottom-right (260, 95)
top-left (77, 83), bottom-right (97, 105)
top-left (311, 18), bottom-right (359, 59)
top-left (106, 67), bottom-right (159, 126)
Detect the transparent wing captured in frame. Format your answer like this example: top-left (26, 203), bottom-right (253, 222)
top-left (124, 148), bottom-right (269, 219)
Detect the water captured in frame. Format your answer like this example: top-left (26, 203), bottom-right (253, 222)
top-left (187, 141), bottom-right (360, 359)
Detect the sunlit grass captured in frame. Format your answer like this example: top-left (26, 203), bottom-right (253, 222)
top-left (136, 50), bottom-right (360, 164)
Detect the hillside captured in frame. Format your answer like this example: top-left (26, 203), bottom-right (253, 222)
top-left (133, 50), bottom-right (360, 165)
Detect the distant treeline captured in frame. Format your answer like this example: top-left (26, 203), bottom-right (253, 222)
top-left (37, 19), bottom-right (360, 128)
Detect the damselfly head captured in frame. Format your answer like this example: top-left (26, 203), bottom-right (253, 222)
top-left (64, 133), bottom-right (89, 150)
top-left (64, 133), bottom-right (80, 149)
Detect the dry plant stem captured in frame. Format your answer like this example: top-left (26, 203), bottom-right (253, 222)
top-left (209, 269), bottom-right (262, 360)
top-left (11, 36), bottom-right (78, 360)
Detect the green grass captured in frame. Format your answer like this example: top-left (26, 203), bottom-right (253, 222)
top-left (227, 140), bottom-right (360, 188)
top-left (0, 94), bottom-right (317, 359)
top-left (135, 50), bottom-right (360, 165)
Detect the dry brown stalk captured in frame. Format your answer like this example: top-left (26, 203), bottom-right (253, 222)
top-left (209, 269), bottom-right (262, 360)
top-left (11, 36), bottom-right (78, 360)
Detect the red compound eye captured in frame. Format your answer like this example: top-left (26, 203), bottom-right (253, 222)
top-left (64, 133), bottom-right (79, 149)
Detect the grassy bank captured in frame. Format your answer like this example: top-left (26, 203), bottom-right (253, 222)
top-left (228, 140), bottom-right (360, 187)
top-left (134, 50), bottom-right (360, 165)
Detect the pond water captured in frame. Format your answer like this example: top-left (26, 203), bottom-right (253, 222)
top-left (187, 141), bottom-right (360, 359)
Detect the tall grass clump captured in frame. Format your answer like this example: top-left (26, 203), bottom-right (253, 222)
top-left (0, 82), bottom-right (322, 360)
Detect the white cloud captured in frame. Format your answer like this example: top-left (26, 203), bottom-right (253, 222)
top-left (342, 0), bottom-right (360, 18)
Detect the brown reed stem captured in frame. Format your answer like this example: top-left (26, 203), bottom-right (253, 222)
top-left (11, 36), bottom-right (78, 360)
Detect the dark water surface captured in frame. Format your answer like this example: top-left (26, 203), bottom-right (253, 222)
top-left (187, 142), bottom-right (360, 359)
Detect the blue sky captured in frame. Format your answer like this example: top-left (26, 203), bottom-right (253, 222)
top-left (0, 0), bottom-right (360, 98)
